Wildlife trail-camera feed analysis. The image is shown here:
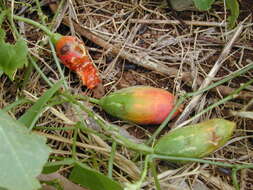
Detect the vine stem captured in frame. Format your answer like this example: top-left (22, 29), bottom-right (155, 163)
top-left (176, 77), bottom-right (253, 129)
top-left (149, 61), bottom-right (253, 141)
top-left (12, 15), bottom-right (62, 44)
top-left (49, 40), bottom-right (68, 89)
top-left (108, 141), bottom-right (117, 179)
top-left (186, 62), bottom-right (253, 97)
top-left (149, 154), bottom-right (253, 169)
top-left (130, 155), bottom-right (150, 190)
top-left (73, 94), bottom-right (101, 105)
top-left (147, 96), bottom-right (185, 145)
top-left (232, 168), bottom-right (240, 190)
top-left (13, 15), bottom-right (53, 37)
top-left (150, 161), bottom-right (161, 190)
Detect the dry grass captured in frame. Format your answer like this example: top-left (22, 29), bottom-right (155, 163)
top-left (1, 0), bottom-right (253, 189)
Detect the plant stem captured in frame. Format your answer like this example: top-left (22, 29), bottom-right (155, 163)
top-left (187, 62), bottom-right (253, 97)
top-left (13, 15), bottom-right (54, 37)
top-left (8, 12), bottom-right (19, 40)
top-left (73, 94), bottom-right (101, 105)
top-left (35, 0), bottom-right (47, 25)
top-left (150, 161), bottom-right (161, 190)
top-left (72, 123), bottom-right (79, 160)
top-left (177, 77), bottom-right (253, 128)
top-left (108, 141), bottom-right (117, 179)
top-left (232, 168), bottom-right (240, 190)
top-left (147, 96), bottom-right (186, 144)
top-left (49, 40), bottom-right (68, 89)
top-left (28, 55), bottom-right (53, 87)
top-left (135, 155), bottom-right (150, 189)
top-left (150, 153), bottom-right (253, 168)
top-left (87, 97), bottom-right (101, 105)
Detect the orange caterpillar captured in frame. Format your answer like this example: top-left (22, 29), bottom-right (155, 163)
top-left (55, 36), bottom-right (101, 89)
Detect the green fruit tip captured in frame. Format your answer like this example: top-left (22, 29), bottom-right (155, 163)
top-left (51, 33), bottom-right (62, 45)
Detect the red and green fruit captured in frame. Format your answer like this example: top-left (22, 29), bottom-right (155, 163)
top-left (99, 86), bottom-right (180, 125)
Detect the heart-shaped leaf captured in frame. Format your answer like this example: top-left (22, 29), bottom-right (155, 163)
top-left (0, 110), bottom-right (51, 190)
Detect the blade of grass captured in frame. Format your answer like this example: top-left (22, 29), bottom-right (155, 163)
top-left (72, 123), bottom-right (79, 160)
top-left (18, 80), bottom-right (63, 130)
top-left (28, 54), bottom-right (53, 87)
top-left (2, 98), bottom-right (30, 112)
top-left (108, 141), bottom-right (117, 179)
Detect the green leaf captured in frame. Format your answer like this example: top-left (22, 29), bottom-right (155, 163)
top-left (0, 110), bottom-right (51, 190)
top-left (42, 165), bottom-right (61, 174)
top-left (69, 162), bottom-right (123, 190)
top-left (192, 0), bottom-right (215, 10)
top-left (226, 0), bottom-right (239, 28)
top-left (18, 80), bottom-right (63, 129)
top-left (42, 158), bottom-right (75, 175)
top-left (0, 28), bottom-right (28, 80)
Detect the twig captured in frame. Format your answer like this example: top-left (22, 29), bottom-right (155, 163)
top-left (129, 19), bottom-right (226, 27)
top-left (174, 24), bottom-right (244, 127)
top-left (63, 19), bottom-right (181, 77)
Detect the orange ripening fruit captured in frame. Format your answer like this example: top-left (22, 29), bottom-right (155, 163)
top-left (99, 86), bottom-right (181, 125)
top-left (55, 36), bottom-right (101, 89)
